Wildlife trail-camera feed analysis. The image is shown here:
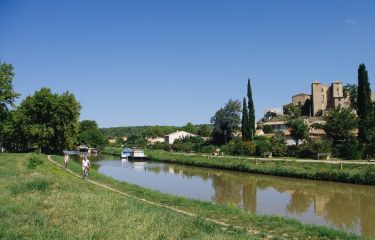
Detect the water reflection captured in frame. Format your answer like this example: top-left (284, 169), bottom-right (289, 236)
top-left (94, 156), bottom-right (375, 238)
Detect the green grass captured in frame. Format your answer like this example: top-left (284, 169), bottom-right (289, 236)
top-left (0, 153), bottom-right (366, 239)
top-left (126, 149), bottom-right (375, 186)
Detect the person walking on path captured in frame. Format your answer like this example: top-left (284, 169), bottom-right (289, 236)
top-left (64, 154), bottom-right (69, 168)
top-left (82, 157), bottom-right (89, 179)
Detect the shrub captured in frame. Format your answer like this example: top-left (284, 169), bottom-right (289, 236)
top-left (243, 141), bottom-right (256, 156)
top-left (27, 155), bottom-right (43, 169)
top-left (255, 139), bottom-right (271, 156)
top-left (227, 137), bottom-right (244, 155)
top-left (337, 140), bottom-right (363, 160)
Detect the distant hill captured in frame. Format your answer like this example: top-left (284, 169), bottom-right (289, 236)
top-left (101, 124), bottom-right (213, 138)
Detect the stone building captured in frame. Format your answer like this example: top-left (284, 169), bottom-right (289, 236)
top-left (291, 80), bottom-right (349, 117)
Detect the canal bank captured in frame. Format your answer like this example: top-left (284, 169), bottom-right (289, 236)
top-left (102, 148), bottom-right (375, 186)
top-left (45, 153), bottom-right (367, 239)
top-left (91, 154), bottom-right (375, 238)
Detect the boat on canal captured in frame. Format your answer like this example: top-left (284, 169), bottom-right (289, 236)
top-left (120, 148), bottom-right (132, 159)
top-left (120, 148), bottom-right (146, 160)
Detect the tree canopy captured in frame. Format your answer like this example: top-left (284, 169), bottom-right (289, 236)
top-left (3, 88), bottom-right (80, 153)
top-left (211, 99), bottom-right (241, 145)
top-left (78, 120), bottom-right (106, 148)
top-left (287, 117), bottom-right (309, 147)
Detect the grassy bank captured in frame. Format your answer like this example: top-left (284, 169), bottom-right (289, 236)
top-left (103, 147), bottom-right (375, 185)
top-left (0, 153), bottom-right (365, 239)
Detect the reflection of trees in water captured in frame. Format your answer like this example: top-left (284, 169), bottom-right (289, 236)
top-left (286, 189), bottom-right (312, 214)
top-left (324, 193), bottom-right (360, 229)
top-left (360, 195), bottom-right (375, 238)
top-left (144, 161), bottom-right (375, 237)
top-left (211, 174), bottom-right (242, 206)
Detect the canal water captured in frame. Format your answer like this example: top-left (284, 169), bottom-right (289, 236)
top-left (90, 154), bottom-right (375, 238)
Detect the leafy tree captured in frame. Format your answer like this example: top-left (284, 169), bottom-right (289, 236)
top-left (323, 108), bottom-right (361, 159)
top-left (78, 120), bottom-right (106, 148)
top-left (323, 108), bottom-right (358, 143)
top-left (357, 64), bottom-right (373, 143)
top-left (210, 99), bottom-right (241, 145)
top-left (15, 88), bottom-right (80, 153)
top-left (241, 97), bottom-right (252, 140)
top-left (0, 62), bottom-right (20, 147)
top-left (197, 125), bottom-right (211, 137)
top-left (181, 122), bottom-right (197, 134)
top-left (287, 117), bottom-right (309, 147)
top-left (247, 79), bottom-right (255, 139)
top-left (283, 103), bottom-right (301, 117)
top-left (343, 84), bottom-right (357, 110)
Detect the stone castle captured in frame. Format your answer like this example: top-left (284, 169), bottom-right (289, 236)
top-left (291, 80), bottom-right (350, 117)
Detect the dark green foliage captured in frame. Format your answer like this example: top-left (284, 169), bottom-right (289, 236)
top-left (357, 64), bottom-right (373, 143)
top-left (323, 108), bottom-right (361, 158)
top-left (324, 108), bottom-right (358, 142)
top-left (336, 140), bottom-right (363, 160)
top-left (247, 79), bottom-right (255, 139)
top-left (254, 139), bottom-right (271, 156)
top-left (227, 137), bottom-right (244, 155)
top-left (3, 88), bottom-right (81, 153)
top-left (181, 122), bottom-right (197, 134)
top-left (271, 131), bottom-right (287, 157)
top-left (78, 120), bottom-right (106, 148)
top-left (241, 97), bottom-right (252, 140)
top-left (298, 140), bottom-right (332, 159)
top-left (287, 117), bottom-right (309, 147)
top-left (262, 124), bottom-right (273, 134)
top-left (210, 99), bottom-right (241, 145)
top-left (27, 155), bottom-right (43, 169)
top-left (197, 125), bottom-right (211, 137)
top-left (0, 62), bottom-right (20, 146)
top-left (343, 84), bottom-right (357, 110)
top-left (283, 103), bottom-right (301, 117)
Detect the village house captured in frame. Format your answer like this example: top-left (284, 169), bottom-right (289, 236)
top-left (164, 130), bottom-right (196, 144)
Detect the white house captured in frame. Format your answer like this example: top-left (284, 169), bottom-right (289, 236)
top-left (164, 130), bottom-right (196, 144)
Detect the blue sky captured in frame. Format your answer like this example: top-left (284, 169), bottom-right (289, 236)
top-left (1, 0), bottom-right (374, 127)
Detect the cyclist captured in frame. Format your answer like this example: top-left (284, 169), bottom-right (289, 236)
top-left (82, 157), bottom-right (89, 179)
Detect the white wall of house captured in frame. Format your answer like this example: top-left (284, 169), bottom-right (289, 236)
top-left (164, 131), bottom-right (196, 144)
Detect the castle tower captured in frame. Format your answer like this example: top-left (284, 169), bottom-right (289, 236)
top-left (331, 80), bottom-right (345, 108)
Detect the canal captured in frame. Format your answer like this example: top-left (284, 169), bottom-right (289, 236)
top-left (88, 154), bottom-right (375, 238)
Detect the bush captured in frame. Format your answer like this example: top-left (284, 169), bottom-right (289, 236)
top-left (255, 139), bottom-right (271, 156)
top-left (227, 137), bottom-right (244, 155)
top-left (27, 155), bottom-right (43, 169)
top-left (243, 141), bottom-right (256, 156)
top-left (336, 140), bottom-right (363, 160)
top-left (271, 143), bottom-right (287, 157)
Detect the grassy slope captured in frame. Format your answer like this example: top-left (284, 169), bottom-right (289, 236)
top-left (0, 153), bottom-right (365, 240)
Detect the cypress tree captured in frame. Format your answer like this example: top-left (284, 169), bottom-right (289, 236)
top-left (242, 97), bottom-right (251, 140)
top-left (247, 78), bottom-right (255, 140)
top-left (357, 64), bottom-right (373, 143)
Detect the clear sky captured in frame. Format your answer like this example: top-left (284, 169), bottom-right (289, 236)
top-left (1, 0), bottom-right (374, 127)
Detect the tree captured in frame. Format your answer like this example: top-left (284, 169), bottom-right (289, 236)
top-left (181, 122), bottom-right (197, 134)
top-left (323, 108), bottom-right (358, 143)
top-left (343, 84), bottom-right (357, 110)
top-left (283, 103), bottom-right (301, 117)
top-left (247, 79), bottom-right (255, 139)
top-left (0, 62), bottom-right (20, 147)
top-left (323, 108), bottom-right (360, 159)
top-left (210, 99), bottom-right (241, 145)
top-left (15, 88), bottom-right (80, 153)
top-left (287, 117), bottom-right (309, 147)
top-left (197, 125), bottom-right (211, 137)
top-left (357, 64), bottom-right (373, 143)
top-left (78, 120), bottom-right (106, 148)
top-left (241, 97), bottom-right (252, 140)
